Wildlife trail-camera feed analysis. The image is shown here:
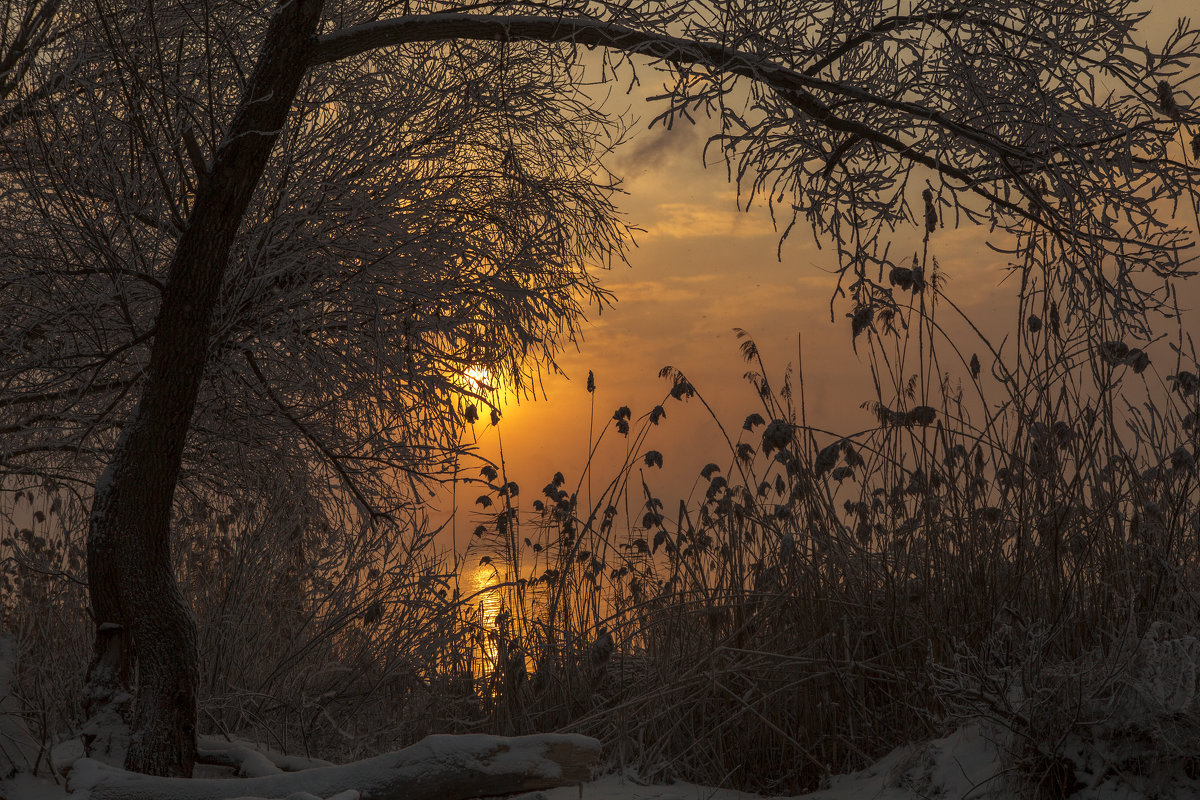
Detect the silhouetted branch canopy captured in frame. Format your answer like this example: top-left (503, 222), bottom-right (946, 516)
top-left (310, 3), bottom-right (1200, 333)
top-left (0, 0), bottom-right (1197, 504)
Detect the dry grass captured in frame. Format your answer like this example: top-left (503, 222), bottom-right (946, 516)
top-left (2, 261), bottom-right (1198, 796)
top-left (462, 265), bottom-right (1200, 794)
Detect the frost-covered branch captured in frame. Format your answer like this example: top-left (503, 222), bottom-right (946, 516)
top-left (310, 6), bottom-right (1200, 332)
top-left (314, 13), bottom-right (1046, 189)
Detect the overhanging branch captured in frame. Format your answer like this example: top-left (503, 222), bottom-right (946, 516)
top-left (311, 13), bottom-right (1044, 223)
top-left (243, 349), bottom-right (384, 520)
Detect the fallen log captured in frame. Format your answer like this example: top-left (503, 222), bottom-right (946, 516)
top-left (194, 741), bottom-right (283, 777)
top-left (70, 732), bottom-right (600, 800)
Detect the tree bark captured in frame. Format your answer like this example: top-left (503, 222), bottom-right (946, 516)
top-left (70, 733), bottom-right (600, 800)
top-left (82, 0), bottom-right (325, 777)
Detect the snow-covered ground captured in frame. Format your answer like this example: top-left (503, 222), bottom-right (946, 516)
top-left (3, 721), bottom-right (1195, 800)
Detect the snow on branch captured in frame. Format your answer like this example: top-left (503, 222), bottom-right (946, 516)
top-left (309, 8), bottom-right (1200, 336)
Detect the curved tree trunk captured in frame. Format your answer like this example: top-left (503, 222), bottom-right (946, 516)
top-left (82, 0), bottom-right (325, 776)
top-left (83, 497), bottom-right (131, 722)
top-left (87, 423), bottom-right (200, 776)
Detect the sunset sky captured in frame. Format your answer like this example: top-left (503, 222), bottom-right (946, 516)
top-left (5, 3), bottom-right (1200, 791)
top-left (443, 3), bottom-right (1200, 540)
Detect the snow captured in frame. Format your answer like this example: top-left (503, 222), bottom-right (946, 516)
top-left (523, 775), bottom-right (765, 800)
top-left (3, 722), bottom-right (1199, 800)
top-left (64, 732), bottom-right (602, 800)
top-left (517, 726), bottom-right (1005, 800)
top-left (0, 772), bottom-right (72, 800)
top-left (800, 725), bottom-right (1003, 800)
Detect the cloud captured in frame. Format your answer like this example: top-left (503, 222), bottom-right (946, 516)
top-left (615, 121), bottom-right (704, 175)
top-left (601, 274), bottom-right (719, 296)
top-left (642, 202), bottom-right (778, 240)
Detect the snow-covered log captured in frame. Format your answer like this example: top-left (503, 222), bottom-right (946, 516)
top-left (194, 742), bottom-right (283, 778)
top-left (70, 733), bottom-right (600, 800)
top-left (196, 736), bottom-right (333, 777)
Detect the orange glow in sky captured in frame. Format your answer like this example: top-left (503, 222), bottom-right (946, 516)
top-left (442, 4), bottom-right (1200, 536)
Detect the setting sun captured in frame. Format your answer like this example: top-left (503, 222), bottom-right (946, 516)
top-left (463, 366), bottom-right (493, 393)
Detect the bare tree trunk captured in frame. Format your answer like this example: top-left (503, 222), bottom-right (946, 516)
top-left (87, 423), bottom-right (201, 776)
top-left (82, 0), bottom-right (325, 776)
top-left (83, 503), bottom-right (131, 718)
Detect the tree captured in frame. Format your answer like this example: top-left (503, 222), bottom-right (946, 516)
top-left (2, 0), bottom-right (624, 774)
top-left (1, 0), bottom-right (1197, 778)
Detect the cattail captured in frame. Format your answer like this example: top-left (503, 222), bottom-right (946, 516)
top-left (1157, 80), bottom-right (1182, 119)
top-left (814, 442), bottom-right (840, 476)
top-left (1126, 348), bottom-right (1150, 373)
top-left (889, 265), bottom-right (914, 290)
top-left (1170, 371), bottom-right (1198, 394)
top-left (906, 406), bottom-right (937, 426)
top-left (850, 305), bottom-right (873, 339)
top-left (1098, 340), bottom-right (1129, 365)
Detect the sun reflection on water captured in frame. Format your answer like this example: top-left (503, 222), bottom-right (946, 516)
top-left (469, 563), bottom-right (503, 624)
top-left (467, 563), bottom-right (503, 667)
